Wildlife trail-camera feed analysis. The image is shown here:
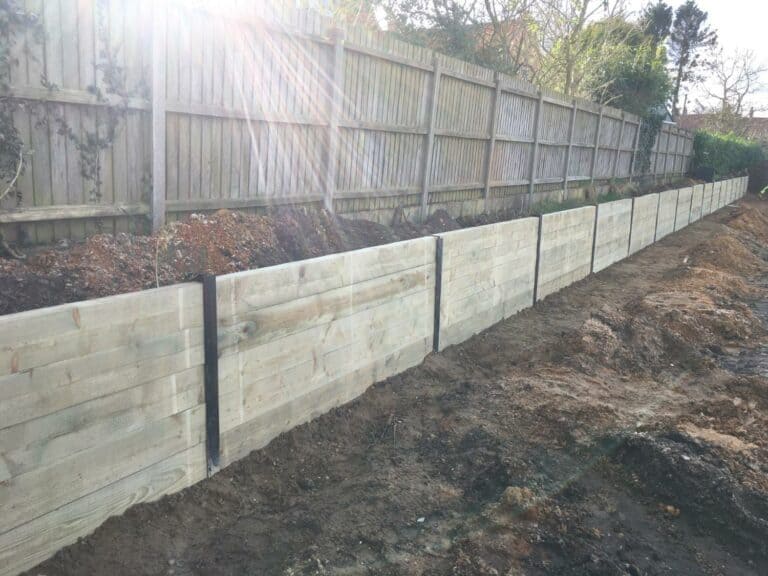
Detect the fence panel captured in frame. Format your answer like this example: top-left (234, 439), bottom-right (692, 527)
top-left (2, 0), bottom-right (695, 242)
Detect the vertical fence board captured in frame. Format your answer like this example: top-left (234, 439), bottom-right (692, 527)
top-left (1, 2), bottom-right (694, 240)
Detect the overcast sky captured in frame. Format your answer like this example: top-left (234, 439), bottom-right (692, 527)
top-left (627, 0), bottom-right (768, 115)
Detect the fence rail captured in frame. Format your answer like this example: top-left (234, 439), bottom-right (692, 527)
top-left (1, 0), bottom-right (694, 243)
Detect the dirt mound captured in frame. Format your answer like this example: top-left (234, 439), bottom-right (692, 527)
top-left (689, 233), bottom-right (766, 275)
top-left (636, 289), bottom-right (760, 353)
top-left (672, 266), bottom-right (756, 299)
top-left (561, 282), bottom-right (761, 376)
top-left (164, 210), bottom-right (288, 273)
top-left (0, 260), bottom-right (67, 316)
top-left (1, 211), bottom-right (291, 312)
top-left (615, 431), bottom-right (768, 563)
top-left (0, 207), bottom-right (467, 315)
top-left (424, 209), bottom-right (463, 233)
top-left (270, 209), bottom-right (345, 261)
top-left (726, 202), bottom-right (768, 244)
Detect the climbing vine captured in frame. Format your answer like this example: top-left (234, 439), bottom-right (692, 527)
top-left (0, 0), bottom-right (41, 199)
top-left (635, 111), bottom-right (665, 176)
top-left (0, 0), bottom-right (147, 247)
top-left (54, 0), bottom-right (140, 208)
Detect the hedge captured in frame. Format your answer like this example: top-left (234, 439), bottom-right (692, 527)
top-left (692, 131), bottom-right (765, 179)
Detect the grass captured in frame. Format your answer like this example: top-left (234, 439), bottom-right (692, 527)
top-left (531, 190), bottom-right (630, 216)
top-left (532, 197), bottom-right (589, 215)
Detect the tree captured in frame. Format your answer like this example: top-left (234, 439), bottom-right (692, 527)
top-left (577, 14), bottom-right (671, 174)
top-left (697, 49), bottom-right (768, 134)
top-left (321, 0), bottom-right (381, 28)
top-left (378, 0), bottom-right (539, 78)
top-left (581, 18), bottom-right (670, 116)
top-left (668, 0), bottom-right (717, 116)
top-left (705, 49), bottom-right (767, 117)
top-left (639, 0), bottom-right (672, 45)
top-left (479, 0), bottom-right (539, 78)
top-left (532, 0), bottom-right (628, 96)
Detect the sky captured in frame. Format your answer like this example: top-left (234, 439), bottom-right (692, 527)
top-left (627, 0), bottom-right (768, 115)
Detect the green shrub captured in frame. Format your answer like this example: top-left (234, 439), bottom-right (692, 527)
top-left (692, 131), bottom-right (765, 179)
top-left (532, 197), bottom-right (588, 215)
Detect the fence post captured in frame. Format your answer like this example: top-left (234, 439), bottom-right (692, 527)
top-left (665, 127), bottom-right (673, 179)
top-left (151, 1), bottom-right (167, 231)
top-left (482, 72), bottom-right (501, 212)
top-left (589, 107), bottom-right (603, 190)
top-left (420, 53), bottom-right (441, 220)
top-left (629, 119), bottom-right (641, 184)
top-left (612, 112), bottom-right (625, 179)
top-left (528, 90), bottom-right (544, 206)
top-left (325, 27), bottom-right (345, 213)
top-left (563, 99), bottom-right (577, 198)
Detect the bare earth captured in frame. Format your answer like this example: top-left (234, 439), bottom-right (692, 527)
top-left (27, 199), bottom-right (768, 576)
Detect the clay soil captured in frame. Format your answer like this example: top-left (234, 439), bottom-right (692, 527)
top-left (22, 199), bottom-right (768, 576)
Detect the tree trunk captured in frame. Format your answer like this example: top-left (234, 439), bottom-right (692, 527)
top-left (671, 59), bottom-right (685, 116)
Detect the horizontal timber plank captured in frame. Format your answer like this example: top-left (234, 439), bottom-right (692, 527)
top-left (4, 85), bottom-right (150, 111)
top-left (166, 101), bottom-right (328, 127)
top-left (0, 204), bottom-right (149, 224)
top-left (0, 404), bottom-right (205, 531)
top-left (167, 196), bottom-right (324, 212)
top-left (0, 443), bottom-right (206, 576)
top-left (0, 366), bottom-right (203, 481)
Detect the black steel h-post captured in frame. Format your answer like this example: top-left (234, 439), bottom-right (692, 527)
top-left (198, 273), bottom-right (220, 473)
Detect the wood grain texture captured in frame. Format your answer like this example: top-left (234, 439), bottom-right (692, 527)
top-left (592, 199), bottom-right (632, 273)
top-left (0, 282), bottom-right (205, 576)
top-left (216, 237), bottom-right (436, 464)
top-left (536, 206), bottom-right (596, 301)
top-left (2, 2), bottom-right (692, 242)
top-left (438, 218), bottom-right (539, 349)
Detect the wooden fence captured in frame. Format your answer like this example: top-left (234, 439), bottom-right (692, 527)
top-left (0, 0), bottom-right (694, 243)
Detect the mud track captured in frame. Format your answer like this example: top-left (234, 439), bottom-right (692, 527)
top-left (29, 199), bottom-right (768, 576)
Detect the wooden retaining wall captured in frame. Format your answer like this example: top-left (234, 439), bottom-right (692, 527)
top-left (215, 237), bottom-right (436, 466)
top-left (655, 189), bottom-right (679, 240)
top-left (674, 187), bottom-right (693, 231)
top-left (436, 218), bottom-right (539, 350)
top-left (592, 198), bottom-right (633, 273)
top-left (535, 206), bottom-right (597, 301)
top-left (690, 184), bottom-right (704, 222)
top-left (0, 176), bottom-right (748, 575)
top-left (628, 193), bottom-right (659, 255)
top-left (0, 284), bottom-right (207, 576)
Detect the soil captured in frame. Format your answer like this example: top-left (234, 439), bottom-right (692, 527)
top-left (20, 198), bottom-right (768, 576)
top-left (0, 180), bottom-right (699, 317)
top-left (0, 207), bottom-right (460, 316)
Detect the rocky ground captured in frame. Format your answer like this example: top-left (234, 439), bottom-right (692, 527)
top-left (21, 198), bottom-right (768, 576)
